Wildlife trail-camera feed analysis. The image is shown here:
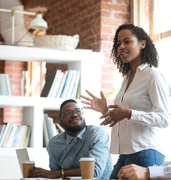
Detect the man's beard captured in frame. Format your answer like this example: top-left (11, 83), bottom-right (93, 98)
top-left (62, 117), bottom-right (86, 133)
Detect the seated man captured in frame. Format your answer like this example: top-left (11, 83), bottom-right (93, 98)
top-left (28, 99), bottom-right (113, 179)
top-left (118, 163), bottom-right (171, 179)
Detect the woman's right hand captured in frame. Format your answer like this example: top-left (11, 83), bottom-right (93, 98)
top-left (80, 90), bottom-right (108, 114)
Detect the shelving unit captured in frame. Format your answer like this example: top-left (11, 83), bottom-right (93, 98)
top-left (0, 45), bottom-right (104, 178)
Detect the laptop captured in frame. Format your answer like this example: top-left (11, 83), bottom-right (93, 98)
top-left (16, 148), bottom-right (30, 177)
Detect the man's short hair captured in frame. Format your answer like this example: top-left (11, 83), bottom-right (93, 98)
top-left (59, 99), bottom-right (77, 120)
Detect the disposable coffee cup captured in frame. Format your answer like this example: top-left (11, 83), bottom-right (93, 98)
top-left (22, 161), bottom-right (35, 178)
top-left (79, 157), bottom-right (96, 179)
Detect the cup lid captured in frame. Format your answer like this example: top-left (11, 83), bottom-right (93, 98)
top-left (22, 161), bottom-right (35, 164)
top-left (79, 157), bottom-right (96, 161)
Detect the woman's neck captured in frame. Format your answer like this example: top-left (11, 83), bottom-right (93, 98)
top-left (130, 59), bottom-right (143, 75)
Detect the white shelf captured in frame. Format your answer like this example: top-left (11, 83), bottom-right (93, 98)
top-left (0, 45), bottom-right (104, 179)
top-left (0, 45), bottom-right (99, 63)
top-left (0, 95), bottom-right (81, 110)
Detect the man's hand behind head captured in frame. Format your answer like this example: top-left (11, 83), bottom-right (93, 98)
top-left (118, 164), bottom-right (150, 180)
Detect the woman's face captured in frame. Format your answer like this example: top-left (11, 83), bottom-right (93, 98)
top-left (117, 29), bottom-right (145, 64)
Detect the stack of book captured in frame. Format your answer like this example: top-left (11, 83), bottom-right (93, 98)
top-left (43, 114), bottom-right (64, 147)
top-left (41, 70), bottom-right (81, 99)
top-left (0, 74), bottom-right (13, 96)
top-left (0, 123), bottom-right (31, 147)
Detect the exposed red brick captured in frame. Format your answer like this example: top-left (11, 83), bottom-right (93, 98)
top-left (102, 74), bottom-right (114, 81)
top-left (88, 0), bottom-right (94, 7)
top-left (64, 0), bottom-right (72, 6)
top-left (103, 49), bottom-right (113, 58)
top-left (94, 11), bottom-right (101, 19)
top-left (71, 1), bottom-right (80, 9)
top-left (94, 0), bottom-right (101, 4)
top-left (80, 0), bottom-right (87, 5)
top-left (102, 10), bottom-right (110, 17)
top-left (101, 41), bottom-right (113, 50)
top-left (101, 82), bottom-right (113, 89)
top-left (115, 13), bottom-right (129, 19)
top-left (101, 26), bottom-right (113, 34)
top-left (116, 0), bottom-right (129, 5)
top-left (79, 17), bottom-right (89, 26)
top-left (101, 66), bottom-right (116, 73)
top-left (87, 37), bottom-right (96, 44)
top-left (101, 0), bottom-right (112, 2)
top-left (87, 6), bottom-right (96, 15)
top-left (105, 58), bottom-right (113, 65)
top-left (92, 43), bottom-right (101, 52)
top-left (101, 34), bottom-right (114, 41)
top-left (101, 18), bottom-right (121, 26)
top-left (111, 4), bottom-right (125, 12)
top-left (101, 3), bottom-right (112, 10)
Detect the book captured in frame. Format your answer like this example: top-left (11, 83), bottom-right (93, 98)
top-left (0, 74), bottom-right (7, 95)
top-left (0, 124), bottom-right (6, 143)
top-left (71, 71), bottom-right (81, 99)
top-left (5, 74), bottom-right (13, 96)
top-left (44, 114), bottom-right (53, 140)
top-left (43, 115), bottom-right (49, 147)
top-left (60, 70), bottom-right (74, 98)
top-left (56, 71), bottom-right (68, 98)
top-left (24, 126), bottom-right (32, 147)
top-left (50, 72), bottom-right (64, 98)
top-left (5, 123), bottom-right (18, 147)
top-left (76, 78), bottom-right (81, 99)
top-left (47, 70), bottom-right (62, 98)
top-left (55, 123), bottom-right (64, 133)
top-left (13, 125), bottom-right (26, 147)
top-left (0, 123), bottom-right (11, 146)
top-left (16, 126), bottom-right (28, 147)
top-left (4, 74), bottom-right (9, 95)
top-left (66, 70), bottom-right (77, 98)
top-left (19, 126), bottom-right (29, 147)
top-left (49, 117), bottom-right (57, 137)
top-left (0, 125), bottom-right (3, 134)
top-left (48, 117), bottom-right (53, 138)
top-left (2, 123), bottom-right (14, 147)
top-left (41, 70), bottom-right (58, 97)
top-left (11, 125), bottom-right (22, 147)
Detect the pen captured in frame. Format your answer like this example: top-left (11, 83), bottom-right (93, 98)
top-left (33, 165), bottom-right (36, 171)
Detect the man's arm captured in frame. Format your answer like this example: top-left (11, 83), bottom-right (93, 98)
top-left (88, 127), bottom-right (112, 179)
top-left (28, 167), bottom-right (81, 178)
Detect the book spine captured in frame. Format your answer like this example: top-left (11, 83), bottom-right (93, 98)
top-left (56, 71), bottom-right (68, 98)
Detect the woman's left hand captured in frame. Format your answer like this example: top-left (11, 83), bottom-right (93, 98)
top-left (100, 104), bottom-right (132, 127)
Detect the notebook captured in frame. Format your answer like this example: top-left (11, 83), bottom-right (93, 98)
top-left (16, 148), bottom-right (30, 177)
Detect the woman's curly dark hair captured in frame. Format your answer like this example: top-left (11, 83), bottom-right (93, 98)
top-left (111, 23), bottom-right (159, 76)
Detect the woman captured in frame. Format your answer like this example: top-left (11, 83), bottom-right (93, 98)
top-left (81, 24), bottom-right (170, 179)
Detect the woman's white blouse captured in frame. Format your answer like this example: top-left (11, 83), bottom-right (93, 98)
top-left (109, 63), bottom-right (170, 155)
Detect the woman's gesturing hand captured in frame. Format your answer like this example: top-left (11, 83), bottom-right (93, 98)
top-left (100, 104), bottom-right (132, 127)
top-left (81, 90), bottom-right (108, 114)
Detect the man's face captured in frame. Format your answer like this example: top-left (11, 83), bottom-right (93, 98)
top-left (60, 102), bottom-right (86, 133)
